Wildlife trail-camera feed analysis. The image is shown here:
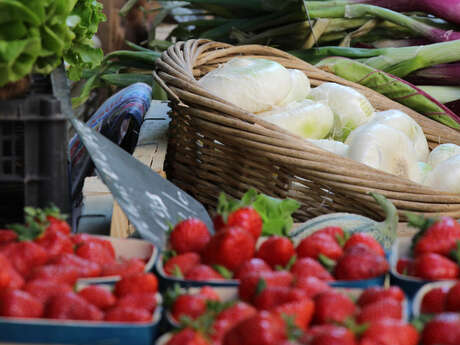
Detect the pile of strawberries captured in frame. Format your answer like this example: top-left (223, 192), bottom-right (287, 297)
top-left (0, 207), bottom-right (158, 322)
top-left (397, 216), bottom-right (460, 280)
top-left (165, 284), bottom-right (417, 345)
top-left (162, 207), bottom-right (388, 282)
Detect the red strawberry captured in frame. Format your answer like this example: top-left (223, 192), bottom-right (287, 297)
top-left (290, 257), bottom-right (334, 281)
top-left (272, 298), bottom-right (314, 331)
top-left (314, 290), bottom-right (356, 324)
top-left (105, 306), bottom-right (151, 322)
top-left (343, 233), bottom-right (385, 257)
top-left (185, 265), bottom-right (224, 281)
top-left (445, 282), bottom-right (460, 312)
top-left (414, 217), bottom-right (460, 257)
top-left (211, 302), bottom-right (257, 343)
top-left (50, 253), bottom-right (102, 278)
top-left (114, 273), bottom-right (158, 297)
top-left (170, 218), bottom-right (211, 254)
top-left (78, 285), bottom-right (116, 310)
top-left (227, 207), bottom-right (263, 240)
top-left (34, 227), bottom-right (73, 259)
top-left (0, 289), bottom-right (43, 318)
top-left (252, 286), bottom-right (306, 310)
top-left (223, 311), bottom-right (287, 345)
top-left (296, 232), bottom-right (343, 260)
top-left (413, 253), bottom-right (459, 280)
top-left (293, 276), bottom-right (331, 298)
top-left (421, 286), bottom-right (448, 314)
top-left (167, 328), bottom-right (209, 345)
top-left (0, 230), bottom-right (18, 244)
top-left (0, 253), bottom-right (20, 289)
top-left (198, 286), bottom-right (220, 301)
top-left (171, 294), bottom-right (207, 321)
top-left (46, 291), bottom-right (104, 321)
top-left (238, 271), bottom-right (293, 302)
top-left (303, 325), bottom-right (356, 345)
top-left (357, 286), bottom-right (405, 307)
top-left (101, 258), bottom-right (145, 277)
top-left (357, 298), bottom-right (402, 323)
top-left (46, 215), bottom-right (71, 235)
top-left (203, 226), bottom-right (255, 272)
top-left (72, 234), bottom-right (115, 253)
top-left (213, 214), bottom-right (226, 232)
top-left (1, 241), bottom-right (48, 277)
top-left (235, 258), bottom-right (272, 280)
top-left (422, 313), bottom-right (460, 345)
top-left (75, 241), bottom-right (116, 266)
top-left (315, 226), bottom-right (345, 240)
top-left (334, 244), bottom-right (389, 280)
top-left (163, 252), bottom-right (201, 277)
top-left (397, 257), bottom-right (414, 275)
top-left (256, 236), bottom-right (295, 268)
top-left (28, 264), bottom-right (80, 285)
top-left (23, 279), bottom-right (72, 305)
top-left (360, 319), bottom-right (419, 345)
top-left (116, 292), bottom-right (157, 313)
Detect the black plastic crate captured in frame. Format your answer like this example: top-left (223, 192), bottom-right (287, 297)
top-left (0, 93), bottom-right (70, 226)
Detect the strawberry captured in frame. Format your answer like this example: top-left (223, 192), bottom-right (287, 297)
top-left (421, 286), bottom-right (448, 314)
top-left (185, 265), bottom-right (224, 281)
top-left (303, 325), bottom-right (356, 345)
top-left (235, 258), bottom-right (272, 280)
top-left (422, 313), bottom-right (460, 345)
top-left (223, 311), bottom-right (287, 345)
top-left (50, 253), bottom-right (102, 278)
top-left (34, 227), bottom-right (73, 259)
top-left (46, 291), bottom-right (104, 321)
top-left (256, 236), bottom-right (295, 268)
top-left (0, 289), bottom-right (43, 318)
top-left (71, 234), bottom-right (115, 255)
top-left (203, 226), bottom-right (255, 272)
top-left (101, 258), bottom-right (145, 277)
top-left (0, 230), bottom-right (18, 244)
top-left (105, 306), bottom-right (151, 322)
top-left (238, 271), bottom-right (293, 302)
top-left (28, 264), bottom-right (80, 285)
top-left (198, 286), bottom-right (220, 301)
top-left (114, 273), bottom-right (158, 297)
top-left (213, 214), bottom-right (226, 232)
top-left (290, 257), bottom-right (334, 281)
top-left (75, 241), bottom-right (116, 266)
top-left (227, 207), bottom-right (263, 240)
top-left (271, 298), bottom-right (314, 330)
top-left (293, 276), bottom-right (331, 298)
top-left (397, 257), bottom-right (414, 275)
top-left (167, 328), bottom-right (209, 345)
top-left (357, 298), bottom-right (402, 323)
top-left (360, 319), bottom-right (419, 345)
top-left (296, 232), bottom-right (343, 260)
top-left (23, 279), bottom-right (72, 305)
top-left (413, 217), bottom-right (460, 257)
top-left (315, 226), bottom-right (345, 239)
top-left (116, 292), bottom-right (157, 313)
top-left (343, 233), bottom-right (385, 257)
top-left (78, 285), bottom-right (116, 310)
top-left (0, 241), bottom-right (48, 277)
top-left (211, 302), bottom-right (257, 344)
top-left (357, 286), bottom-right (405, 307)
top-left (314, 290), bottom-right (356, 324)
top-left (171, 294), bottom-right (208, 321)
top-left (252, 286), bottom-right (306, 310)
top-left (334, 244), bottom-right (389, 280)
top-left (46, 215), bottom-right (71, 235)
top-left (445, 282), bottom-right (460, 312)
top-left (170, 218), bottom-right (211, 254)
top-left (163, 252), bottom-right (201, 277)
top-left (412, 253), bottom-right (459, 280)
top-left (0, 253), bottom-right (20, 289)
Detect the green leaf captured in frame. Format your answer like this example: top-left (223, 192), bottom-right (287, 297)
top-left (318, 253), bottom-right (336, 272)
top-left (255, 278), bottom-right (267, 295)
top-left (212, 265), bottom-right (233, 279)
top-left (163, 283), bottom-right (183, 308)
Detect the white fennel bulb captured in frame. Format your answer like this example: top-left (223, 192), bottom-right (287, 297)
top-left (345, 122), bottom-right (419, 180)
top-left (278, 69), bottom-right (311, 106)
top-left (428, 143), bottom-right (460, 168)
top-left (307, 139), bottom-right (349, 157)
top-left (426, 154), bottom-right (460, 193)
top-left (369, 109), bottom-right (429, 162)
top-left (413, 162), bottom-right (433, 185)
top-left (259, 100), bottom-right (334, 140)
top-left (198, 57), bottom-right (291, 113)
top-left (308, 82), bottom-right (375, 141)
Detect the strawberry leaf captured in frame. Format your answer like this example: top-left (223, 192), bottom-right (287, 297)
top-left (163, 249), bottom-right (177, 263)
top-left (172, 265), bottom-right (184, 278)
top-left (336, 231), bottom-right (351, 247)
top-left (212, 265), bottom-right (233, 279)
top-left (164, 284), bottom-right (183, 308)
top-left (282, 314), bottom-right (303, 341)
top-left (318, 253), bottom-right (336, 272)
top-left (255, 278), bottom-right (267, 296)
top-left (276, 254), bottom-right (297, 271)
top-left (42, 205), bottom-right (67, 220)
top-left (411, 314), bottom-right (434, 332)
top-left (342, 317), bottom-right (369, 336)
top-left (407, 213), bottom-right (438, 254)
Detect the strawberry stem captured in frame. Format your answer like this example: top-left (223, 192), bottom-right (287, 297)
top-left (213, 265), bottom-right (234, 279)
top-left (318, 253), bottom-right (336, 272)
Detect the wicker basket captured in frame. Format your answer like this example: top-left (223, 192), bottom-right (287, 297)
top-left (154, 39), bottom-right (460, 221)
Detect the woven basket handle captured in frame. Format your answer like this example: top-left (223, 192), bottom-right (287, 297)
top-left (152, 70), bottom-right (182, 104)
